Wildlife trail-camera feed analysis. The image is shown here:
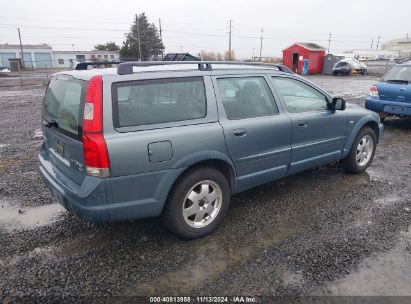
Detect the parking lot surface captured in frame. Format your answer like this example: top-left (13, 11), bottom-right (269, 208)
top-left (0, 74), bottom-right (410, 299)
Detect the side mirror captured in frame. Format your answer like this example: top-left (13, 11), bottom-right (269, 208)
top-left (331, 97), bottom-right (346, 111)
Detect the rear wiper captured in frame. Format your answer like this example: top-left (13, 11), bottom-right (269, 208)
top-left (42, 119), bottom-right (59, 128)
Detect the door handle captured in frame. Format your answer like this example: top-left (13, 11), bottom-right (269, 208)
top-left (297, 120), bottom-right (309, 128)
top-left (232, 128), bottom-right (247, 137)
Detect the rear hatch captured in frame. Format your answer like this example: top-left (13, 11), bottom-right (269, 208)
top-left (377, 65), bottom-right (411, 103)
top-left (42, 75), bottom-right (87, 184)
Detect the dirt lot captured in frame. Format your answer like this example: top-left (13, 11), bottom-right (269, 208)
top-left (0, 74), bottom-right (410, 301)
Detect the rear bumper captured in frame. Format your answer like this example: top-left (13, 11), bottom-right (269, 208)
top-left (39, 144), bottom-right (183, 223)
top-left (365, 97), bottom-right (411, 116)
top-left (39, 148), bottom-right (109, 222)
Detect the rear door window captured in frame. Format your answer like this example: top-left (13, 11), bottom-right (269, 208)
top-left (43, 76), bottom-right (86, 137)
top-left (216, 77), bottom-right (278, 120)
top-left (112, 77), bottom-right (206, 127)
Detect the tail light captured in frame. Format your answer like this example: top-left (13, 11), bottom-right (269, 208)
top-left (369, 85), bottom-right (379, 98)
top-left (82, 75), bottom-right (110, 178)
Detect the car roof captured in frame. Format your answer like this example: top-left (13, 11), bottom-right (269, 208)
top-left (52, 62), bottom-right (292, 81)
top-left (397, 60), bottom-right (411, 66)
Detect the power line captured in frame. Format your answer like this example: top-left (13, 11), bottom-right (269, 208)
top-left (0, 22), bottom-right (374, 44)
top-left (0, 23), bottom-right (127, 32)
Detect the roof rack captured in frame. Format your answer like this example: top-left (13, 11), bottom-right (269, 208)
top-left (75, 61), bottom-right (122, 70)
top-left (396, 59), bottom-right (411, 64)
top-left (117, 61), bottom-right (293, 75)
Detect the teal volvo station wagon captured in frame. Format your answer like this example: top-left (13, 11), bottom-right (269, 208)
top-left (39, 61), bottom-right (383, 239)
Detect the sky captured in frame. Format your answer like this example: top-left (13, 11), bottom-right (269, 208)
top-left (0, 0), bottom-right (410, 59)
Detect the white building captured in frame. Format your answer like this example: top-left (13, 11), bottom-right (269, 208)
top-left (381, 37), bottom-right (411, 59)
top-left (0, 44), bottom-right (53, 68)
top-left (0, 44), bottom-right (120, 69)
top-left (53, 50), bottom-right (120, 69)
top-left (342, 49), bottom-right (400, 60)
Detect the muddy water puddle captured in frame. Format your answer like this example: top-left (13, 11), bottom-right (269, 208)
top-left (130, 222), bottom-right (298, 296)
top-left (0, 199), bottom-right (65, 231)
top-left (126, 171), bottom-right (372, 295)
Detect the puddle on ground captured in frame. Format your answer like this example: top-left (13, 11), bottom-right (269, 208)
top-left (326, 228), bottom-right (411, 296)
top-left (131, 221), bottom-right (298, 296)
top-left (0, 159), bottom-right (11, 173)
top-left (282, 270), bottom-right (304, 286)
top-left (0, 200), bottom-right (65, 231)
top-left (374, 194), bottom-right (402, 205)
top-left (127, 171), bottom-right (373, 295)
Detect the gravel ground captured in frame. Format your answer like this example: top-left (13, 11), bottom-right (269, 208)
top-left (0, 74), bottom-right (410, 301)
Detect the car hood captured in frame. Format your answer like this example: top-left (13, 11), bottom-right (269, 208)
top-left (345, 102), bottom-right (361, 109)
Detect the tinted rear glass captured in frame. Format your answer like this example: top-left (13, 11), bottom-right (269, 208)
top-left (43, 76), bottom-right (86, 136)
top-left (113, 77), bottom-right (206, 127)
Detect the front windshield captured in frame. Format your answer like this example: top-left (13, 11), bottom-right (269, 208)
top-left (383, 66), bottom-right (411, 83)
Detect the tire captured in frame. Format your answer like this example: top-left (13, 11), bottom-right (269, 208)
top-left (162, 167), bottom-right (230, 239)
top-left (341, 127), bottom-right (377, 174)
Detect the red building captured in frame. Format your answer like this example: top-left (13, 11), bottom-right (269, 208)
top-left (282, 42), bottom-right (326, 75)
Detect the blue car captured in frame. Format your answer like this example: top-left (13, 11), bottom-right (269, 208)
top-left (365, 61), bottom-right (411, 120)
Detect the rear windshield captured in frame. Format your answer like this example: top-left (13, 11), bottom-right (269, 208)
top-left (112, 77), bottom-right (206, 127)
top-left (43, 76), bottom-right (87, 136)
top-left (383, 66), bottom-right (411, 83)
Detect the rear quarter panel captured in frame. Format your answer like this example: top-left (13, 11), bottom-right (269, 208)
top-left (100, 73), bottom-right (232, 219)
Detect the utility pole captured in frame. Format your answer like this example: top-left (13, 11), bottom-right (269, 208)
top-left (370, 38), bottom-right (374, 49)
top-left (159, 18), bottom-right (164, 59)
top-left (180, 46), bottom-right (183, 52)
top-left (376, 35), bottom-right (381, 49)
top-left (259, 28), bottom-right (263, 61)
top-left (136, 15), bottom-right (142, 61)
top-left (327, 33), bottom-right (332, 54)
top-left (228, 19), bottom-right (232, 60)
top-left (18, 28), bottom-right (24, 69)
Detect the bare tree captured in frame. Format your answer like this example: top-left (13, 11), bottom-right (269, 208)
top-left (200, 51), bottom-right (217, 61)
top-left (224, 50), bottom-right (236, 61)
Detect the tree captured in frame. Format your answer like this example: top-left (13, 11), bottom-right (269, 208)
top-left (94, 42), bottom-right (120, 51)
top-left (200, 50), bottom-right (217, 60)
top-left (120, 13), bottom-right (164, 61)
top-left (224, 50), bottom-right (236, 61)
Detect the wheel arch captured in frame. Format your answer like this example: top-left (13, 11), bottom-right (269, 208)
top-left (342, 116), bottom-right (380, 158)
top-left (158, 151), bottom-right (237, 214)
